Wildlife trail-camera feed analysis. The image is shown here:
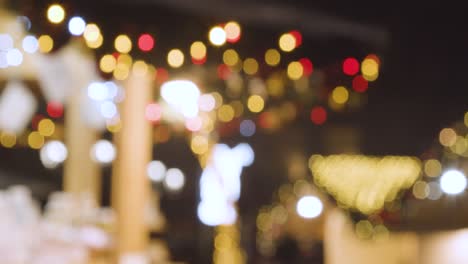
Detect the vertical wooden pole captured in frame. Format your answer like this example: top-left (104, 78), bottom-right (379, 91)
top-left (63, 77), bottom-right (101, 204)
top-left (114, 72), bottom-right (152, 261)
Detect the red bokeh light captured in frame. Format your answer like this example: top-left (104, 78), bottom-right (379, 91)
top-left (192, 56), bottom-right (207, 65)
top-left (289, 30), bottom-right (302, 47)
top-left (310, 106), bottom-right (327, 125)
top-left (299, 58), bottom-right (313, 76)
top-left (47, 101), bottom-right (64, 118)
top-left (343, 57), bottom-right (360, 76)
top-left (155, 68), bottom-right (169, 85)
top-left (217, 64), bottom-right (232, 80)
top-left (352, 75), bottom-right (369, 93)
top-left (138, 34), bottom-right (155, 52)
top-left (31, 114), bottom-right (45, 130)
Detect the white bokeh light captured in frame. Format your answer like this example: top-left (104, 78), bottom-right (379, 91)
top-left (0, 34), bottom-right (13, 50)
top-left (6, 49), bottom-right (23, 66)
top-left (440, 169), bottom-right (467, 195)
top-left (40, 140), bottom-right (68, 169)
top-left (209, 27), bottom-right (227, 46)
top-left (88, 82), bottom-right (109, 101)
top-left (147, 160), bottom-right (166, 182)
top-left (22, 35), bottom-right (39, 54)
top-left (163, 168), bottom-right (185, 191)
top-left (68, 16), bottom-right (86, 36)
top-left (91, 140), bottom-right (116, 164)
top-left (100, 101), bottom-right (117, 119)
top-left (296, 196), bottom-right (323, 219)
top-left (161, 80), bottom-right (200, 119)
top-left (198, 94), bottom-right (216, 112)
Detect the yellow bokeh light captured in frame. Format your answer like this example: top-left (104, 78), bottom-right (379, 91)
top-left (209, 26), bottom-right (227, 46)
top-left (99, 54), bottom-right (117, 73)
top-left (223, 49), bottom-right (239, 66)
top-left (113, 63), bottom-right (130, 80)
top-left (287, 61), bottom-right (303, 80)
top-left (412, 180), bottom-right (429, 199)
top-left (38, 35), bottom-right (54, 53)
top-left (106, 119), bottom-right (122, 133)
top-left (361, 58), bottom-right (379, 80)
top-left (117, 54), bottom-right (133, 67)
top-left (211, 92), bottom-right (223, 109)
top-left (224, 21), bottom-right (241, 41)
top-left (279, 33), bottom-right (296, 52)
top-left (247, 95), bottom-right (265, 113)
top-left (439, 128), bottom-right (457, 147)
top-left (265, 49), bottom-right (281, 66)
top-left (38, 119), bottom-right (55, 137)
top-left (191, 135), bottom-right (209, 155)
top-left (267, 74), bottom-right (284, 97)
top-left (243, 58), bottom-right (259, 75)
top-left (47, 4), bottom-right (65, 24)
top-left (217, 104), bottom-right (235, 122)
top-left (28, 131), bottom-right (44, 149)
top-left (190, 41), bottom-right (207, 60)
top-left (83, 24), bottom-right (100, 42)
top-left (167, 49), bottom-right (184, 68)
top-left (332, 86), bottom-right (350, 104)
top-left (0, 132), bottom-right (16, 148)
top-left (451, 136), bottom-right (468, 155)
top-left (356, 220), bottom-right (373, 240)
top-left (424, 159), bottom-right (442, 177)
top-left (86, 34), bottom-right (103, 49)
top-left (132, 60), bottom-right (148, 77)
top-left (230, 100), bottom-right (244, 117)
top-left (115, 35), bottom-right (132, 54)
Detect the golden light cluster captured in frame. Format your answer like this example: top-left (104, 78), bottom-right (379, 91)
top-left (309, 154), bottom-right (421, 214)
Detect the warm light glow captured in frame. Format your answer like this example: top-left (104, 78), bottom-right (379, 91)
top-left (38, 35), bottom-right (54, 53)
top-left (167, 49), bottom-right (184, 68)
top-left (361, 58), bottom-right (379, 81)
top-left (218, 105), bottom-right (235, 122)
top-left (147, 160), bottom-right (166, 182)
top-left (99, 54), bottom-right (117, 73)
top-left (279, 33), bottom-right (296, 52)
top-left (296, 196), bottom-right (323, 218)
top-left (413, 180), bottom-right (429, 199)
top-left (287, 61), bottom-right (303, 80)
top-left (84, 24), bottom-right (100, 42)
top-left (86, 33), bottom-right (103, 49)
top-left (22, 36), bottom-right (39, 54)
top-left (28, 131), bottom-right (44, 149)
top-left (331, 86), bottom-right (349, 104)
top-left (38, 118), bottom-right (55, 136)
top-left (191, 135), bottom-right (209, 155)
top-left (209, 26), bottom-right (227, 46)
top-left (190, 41), bottom-right (207, 60)
top-left (164, 168), bottom-right (185, 191)
top-left (223, 49), bottom-right (239, 66)
top-left (47, 4), bottom-right (65, 24)
top-left (247, 95), bottom-right (265, 113)
top-left (265, 49), bottom-right (281, 66)
top-left (115, 35), bottom-right (132, 53)
top-left (224, 21), bottom-right (241, 43)
top-left (68, 16), bottom-right (86, 36)
top-left (440, 170), bottom-right (467, 195)
top-left (91, 140), bottom-right (116, 164)
top-left (439, 128), bottom-right (457, 147)
top-left (424, 159), bottom-right (442, 177)
top-left (0, 132), bottom-right (16, 148)
top-left (243, 58), bottom-right (259, 75)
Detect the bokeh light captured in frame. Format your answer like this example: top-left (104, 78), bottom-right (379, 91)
top-left (343, 57), bottom-right (360, 76)
top-left (191, 135), bottom-right (209, 155)
top-left (331, 86), bottom-right (349, 104)
top-left (439, 128), bottom-right (457, 147)
top-left (84, 24), bottom-right (100, 42)
top-left (440, 170), bottom-right (467, 195)
top-left (352, 75), bottom-right (368, 93)
top-left (91, 140), bottom-right (116, 164)
top-left (310, 106), bottom-right (327, 125)
top-left (265, 49), bottom-right (281, 66)
top-left (22, 36), bottom-right (39, 54)
top-left (147, 160), bottom-right (166, 182)
top-left (278, 33), bottom-right (296, 52)
top-left (198, 94), bottom-right (216, 112)
top-left (38, 35), bottom-right (54, 53)
top-left (145, 103), bottom-right (162, 123)
top-left (138, 34), bottom-right (154, 52)
top-left (47, 4), bottom-right (65, 24)
top-left (287, 61), bottom-right (303, 80)
top-left (100, 54), bottom-right (117, 73)
top-left (217, 105), bottom-right (235, 122)
top-left (209, 26), bottom-right (227, 46)
top-left (243, 58), bottom-right (259, 75)
top-left (424, 159), bottom-right (442, 177)
top-left (38, 118), bottom-right (55, 136)
top-left (247, 95), bottom-right (265, 113)
top-left (0, 132), bottom-right (16, 148)
top-left (115, 35), bottom-right (132, 53)
top-left (164, 168), bottom-right (185, 191)
top-left (240, 119), bottom-right (256, 137)
top-left (361, 57), bottom-right (379, 81)
top-left (412, 180), bottom-right (429, 199)
top-left (28, 131), bottom-right (44, 149)
top-left (40, 140), bottom-right (68, 169)
top-left (289, 30), bottom-right (302, 47)
top-left (224, 21), bottom-right (241, 43)
top-left (299, 58), bottom-right (313, 76)
top-left (86, 33), bottom-right (103, 49)
top-left (167, 49), bottom-right (184, 68)
top-left (296, 196), bottom-right (323, 218)
top-left (47, 101), bottom-right (63, 118)
top-left (223, 49), bottom-right (239, 66)
top-left (6, 49), bottom-right (23, 66)
top-left (68, 16), bottom-right (86, 36)
top-left (190, 41), bottom-right (207, 61)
